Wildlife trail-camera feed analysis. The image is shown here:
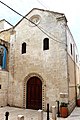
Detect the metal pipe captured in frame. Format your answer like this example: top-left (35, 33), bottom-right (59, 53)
top-left (47, 103), bottom-right (49, 120)
top-left (56, 101), bottom-right (60, 117)
top-left (5, 112), bottom-right (9, 120)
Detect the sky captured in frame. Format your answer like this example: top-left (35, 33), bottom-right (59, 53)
top-left (0, 0), bottom-right (80, 58)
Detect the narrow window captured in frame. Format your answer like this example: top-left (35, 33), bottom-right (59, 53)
top-left (43, 38), bottom-right (49, 50)
top-left (70, 43), bottom-right (72, 55)
top-left (0, 85), bottom-right (1, 89)
top-left (22, 42), bottom-right (26, 54)
top-left (76, 55), bottom-right (78, 63)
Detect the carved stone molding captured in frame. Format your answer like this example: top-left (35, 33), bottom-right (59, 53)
top-left (23, 73), bottom-right (45, 110)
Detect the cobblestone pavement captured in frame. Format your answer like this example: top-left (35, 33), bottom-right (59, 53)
top-left (0, 106), bottom-right (80, 120)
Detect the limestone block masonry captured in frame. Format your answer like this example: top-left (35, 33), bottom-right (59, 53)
top-left (0, 71), bottom-right (8, 107)
top-left (0, 8), bottom-right (79, 114)
top-left (8, 8), bottom-right (68, 111)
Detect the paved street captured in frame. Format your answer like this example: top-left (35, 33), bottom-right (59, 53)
top-left (0, 106), bottom-right (80, 120)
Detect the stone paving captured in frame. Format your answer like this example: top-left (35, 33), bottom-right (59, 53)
top-left (0, 106), bottom-right (52, 120)
top-left (0, 106), bottom-right (80, 120)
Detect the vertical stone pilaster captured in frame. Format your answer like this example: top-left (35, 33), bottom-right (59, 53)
top-left (38, 109), bottom-right (43, 120)
top-left (52, 106), bottom-right (56, 120)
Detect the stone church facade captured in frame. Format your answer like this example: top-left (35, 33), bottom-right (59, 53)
top-left (0, 8), bottom-right (79, 112)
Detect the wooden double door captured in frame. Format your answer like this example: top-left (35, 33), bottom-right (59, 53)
top-left (27, 77), bottom-right (42, 110)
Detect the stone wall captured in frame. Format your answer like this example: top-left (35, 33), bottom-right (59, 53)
top-left (68, 55), bottom-right (76, 102)
top-left (66, 25), bottom-right (80, 112)
top-left (8, 9), bottom-right (68, 111)
top-left (0, 9), bottom-right (79, 113)
top-left (0, 70), bottom-right (8, 107)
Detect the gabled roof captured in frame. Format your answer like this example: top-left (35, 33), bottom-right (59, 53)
top-left (14, 8), bottom-right (66, 28)
top-left (0, 19), bottom-right (13, 27)
top-left (0, 19), bottom-right (13, 33)
top-left (0, 27), bottom-right (12, 34)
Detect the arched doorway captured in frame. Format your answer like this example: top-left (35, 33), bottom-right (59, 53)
top-left (27, 76), bottom-right (42, 110)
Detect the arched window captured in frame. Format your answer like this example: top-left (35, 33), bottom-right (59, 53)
top-left (70, 43), bottom-right (73, 55)
top-left (22, 42), bottom-right (26, 54)
top-left (43, 38), bottom-right (49, 50)
top-left (0, 45), bottom-right (7, 69)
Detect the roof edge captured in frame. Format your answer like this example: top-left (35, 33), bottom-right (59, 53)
top-left (14, 8), bottom-right (65, 28)
top-left (0, 19), bottom-right (13, 27)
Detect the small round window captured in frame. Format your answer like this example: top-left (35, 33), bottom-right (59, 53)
top-left (29, 15), bottom-right (41, 26)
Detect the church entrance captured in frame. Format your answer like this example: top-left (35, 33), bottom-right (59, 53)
top-left (27, 76), bottom-right (42, 110)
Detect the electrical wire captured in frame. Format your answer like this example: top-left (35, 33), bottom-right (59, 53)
top-left (0, 0), bottom-right (66, 45)
top-left (36, 0), bottom-right (48, 10)
top-left (36, 0), bottom-right (65, 42)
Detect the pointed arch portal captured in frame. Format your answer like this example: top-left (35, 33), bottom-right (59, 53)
top-left (27, 76), bottom-right (42, 110)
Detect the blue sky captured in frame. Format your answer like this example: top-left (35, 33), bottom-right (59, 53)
top-left (0, 0), bottom-right (80, 58)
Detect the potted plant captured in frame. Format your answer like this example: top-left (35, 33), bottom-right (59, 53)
top-left (60, 102), bottom-right (68, 118)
